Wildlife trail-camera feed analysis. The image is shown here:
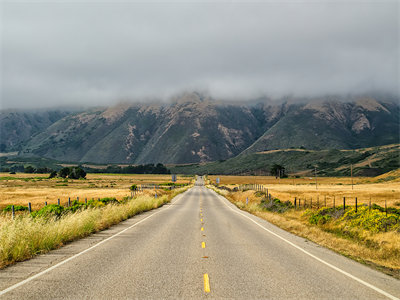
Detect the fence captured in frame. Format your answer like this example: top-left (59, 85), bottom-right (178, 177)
top-left (223, 184), bottom-right (396, 215)
top-left (4, 189), bottom-right (147, 220)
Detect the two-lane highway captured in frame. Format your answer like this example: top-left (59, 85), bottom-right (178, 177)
top-left (1, 179), bottom-right (399, 299)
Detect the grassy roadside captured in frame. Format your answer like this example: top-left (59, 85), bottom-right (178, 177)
top-left (0, 186), bottom-right (191, 269)
top-left (208, 185), bottom-right (400, 279)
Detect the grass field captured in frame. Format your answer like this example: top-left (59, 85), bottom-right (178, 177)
top-left (208, 170), bottom-right (400, 208)
top-left (0, 173), bottom-right (193, 210)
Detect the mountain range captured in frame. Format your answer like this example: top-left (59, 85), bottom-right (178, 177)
top-left (0, 93), bottom-right (399, 164)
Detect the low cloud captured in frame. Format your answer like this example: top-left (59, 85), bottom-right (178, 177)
top-left (1, 1), bottom-right (398, 108)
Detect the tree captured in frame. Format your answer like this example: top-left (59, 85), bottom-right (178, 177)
top-left (58, 167), bottom-right (70, 178)
top-left (24, 166), bottom-right (35, 173)
top-left (49, 170), bottom-right (57, 178)
top-left (270, 164), bottom-right (286, 178)
top-left (69, 167), bottom-right (86, 179)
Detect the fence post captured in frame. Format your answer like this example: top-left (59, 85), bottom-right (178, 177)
top-left (246, 197), bottom-right (248, 205)
top-left (294, 197), bottom-right (297, 209)
top-left (77, 197), bottom-right (79, 202)
top-left (324, 196), bottom-right (326, 207)
top-left (333, 195), bottom-right (335, 209)
top-left (310, 197), bottom-right (313, 209)
top-left (304, 198), bottom-right (306, 208)
top-left (343, 197), bottom-right (346, 212)
top-left (355, 197), bottom-right (357, 212)
top-left (58, 198), bottom-right (60, 206)
top-left (45, 201), bottom-right (47, 206)
top-left (85, 198), bottom-right (87, 205)
top-left (369, 197), bottom-right (371, 212)
top-left (68, 198), bottom-right (71, 207)
top-left (28, 202), bottom-right (32, 213)
top-left (12, 205), bottom-right (15, 220)
top-left (317, 196), bottom-right (319, 209)
top-left (298, 198), bottom-right (301, 208)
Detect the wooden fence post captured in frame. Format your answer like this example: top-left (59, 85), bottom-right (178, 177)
top-left (45, 201), bottom-right (47, 206)
top-left (12, 205), bottom-right (15, 220)
top-left (343, 197), bottom-right (346, 212)
top-left (294, 197), bottom-right (297, 208)
top-left (28, 202), bottom-right (32, 213)
top-left (68, 198), bottom-right (71, 207)
top-left (324, 195), bottom-right (326, 207)
top-left (355, 197), bottom-right (357, 212)
top-left (58, 198), bottom-right (60, 206)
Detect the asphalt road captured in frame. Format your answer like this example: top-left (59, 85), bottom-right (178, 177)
top-left (1, 177), bottom-right (399, 299)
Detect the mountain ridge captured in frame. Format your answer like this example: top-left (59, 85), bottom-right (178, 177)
top-left (1, 94), bottom-right (398, 164)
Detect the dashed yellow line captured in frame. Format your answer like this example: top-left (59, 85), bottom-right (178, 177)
top-left (201, 227), bottom-right (204, 231)
top-left (200, 218), bottom-right (203, 222)
top-left (202, 242), bottom-right (206, 248)
top-left (203, 274), bottom-right (210, 293)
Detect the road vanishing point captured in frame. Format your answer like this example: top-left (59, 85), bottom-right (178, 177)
top-left (0, 177), bottom-right (399, 299)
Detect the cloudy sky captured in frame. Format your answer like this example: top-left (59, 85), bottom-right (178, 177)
top-left (0, 0), bottom-right (399, 109)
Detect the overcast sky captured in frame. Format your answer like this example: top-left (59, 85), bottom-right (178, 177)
top-left (0, 0), bottom-right (399, 109)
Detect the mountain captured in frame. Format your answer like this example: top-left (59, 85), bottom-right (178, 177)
top-left (0, 109), bottom-right (75, 152)
top-left (242, 97), bottom-right (400, 154)
top-left (0, 93), bottom-right (399, 164)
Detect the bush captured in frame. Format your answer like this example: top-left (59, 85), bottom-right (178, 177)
top-left (260, 198), bottom-right (293, 213)
top-left (31, 205), bottom-right (65, 219)
top-left (130, 184), bottom-right (138, 191)
top-left (3, 205), bottom-right (28, 212)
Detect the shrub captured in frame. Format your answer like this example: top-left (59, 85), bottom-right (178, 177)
top-left (3, 205), bottom-right (28, 212)
top-left (260, 198), bottom-right (293, 213)
top-left (130, 184), bottom-right (138, 191)
top-left (31, 205), bottom-right (65, 219)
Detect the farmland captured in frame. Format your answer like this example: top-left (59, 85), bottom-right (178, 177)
top-left (0, 173), bottom-right (193, 210)
top-left (208, 170), bottom-right (400, 208)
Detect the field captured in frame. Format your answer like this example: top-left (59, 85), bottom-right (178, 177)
top-left (0, 173), bottom-right (193, 210)
top-left (208, 170), bottom-right (400, 208)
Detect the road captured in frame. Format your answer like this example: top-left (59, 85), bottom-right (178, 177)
top-left (1, 177), bottom-right (399, 299)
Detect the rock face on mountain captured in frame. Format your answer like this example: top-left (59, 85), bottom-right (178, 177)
top-left (1, 93), bottom-right (398, 164)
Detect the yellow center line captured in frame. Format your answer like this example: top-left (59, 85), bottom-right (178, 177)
top-left (201, 227), bottom-right (204, 231)
top-left (200, 218), bottom-right (203, 222)
top-left (204, 274), bottom-right (210, 293)
top-left (202, 242), bottom-right (206, 248)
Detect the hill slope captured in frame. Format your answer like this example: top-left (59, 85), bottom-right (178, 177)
top-left (1, 93), bottom-right (399, 164)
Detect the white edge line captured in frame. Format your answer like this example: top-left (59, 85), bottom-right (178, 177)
top-left (209, 189), bottom-right (400, 300)
top-left (0, 190), bottom-right (188, 296)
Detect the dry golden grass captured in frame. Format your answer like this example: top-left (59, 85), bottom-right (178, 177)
top-left (0, 186), bottom-right (190, 269)
top-left (209, 172), bottom-right (400, 208)
top-left (209, 186), bottom-right (400, 276)
top-left (0, 173), bottom-right (193, 210)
